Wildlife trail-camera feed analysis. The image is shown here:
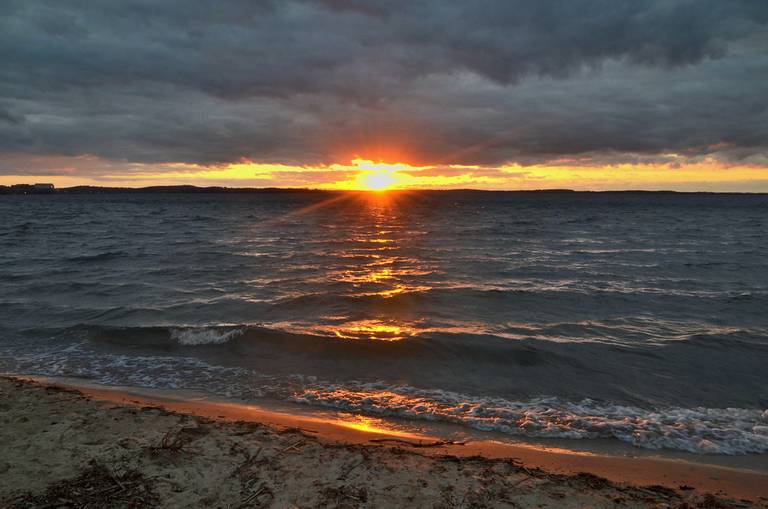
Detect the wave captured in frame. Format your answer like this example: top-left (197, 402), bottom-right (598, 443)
top-left (41, 321), bottom-right (768, 360)
top-left (61, 324), bottom-right (256, 348)
top-left (65, 251), bottom-right (127, 263)
top-left (291, 382), bottom-right (768, 455)
top-left (2, 338), bottom-right (767, 455)
top-left (266, 285), bottom-right (768, 315)
top-left (31, 323), bottom-right (764, 417)
top-left (169, 327), bottom-right (245, 345)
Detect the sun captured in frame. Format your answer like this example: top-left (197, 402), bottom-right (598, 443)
top-left (361, 170), bottom-right (398, 191)
top-left (350, 159), bottom-right (411, 191)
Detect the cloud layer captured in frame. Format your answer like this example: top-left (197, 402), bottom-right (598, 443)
top-left (1, 0), bottom-right (767, 176)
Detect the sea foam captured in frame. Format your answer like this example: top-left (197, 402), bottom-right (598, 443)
top-left (170, 327), bottom-right (244, 345)
top-left (291, 382), bottom-right (768, 455)
top-left (3, 341), bottom-right (767, 455)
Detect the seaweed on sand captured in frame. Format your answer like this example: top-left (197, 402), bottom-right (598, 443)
top-left (6, 460), bottom-right (158, 509)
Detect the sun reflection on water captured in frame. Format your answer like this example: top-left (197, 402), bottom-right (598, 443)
top-left (326, 193), bottom-right (432, 341)
top-left (257, 192), bottom-right (440, 342)
top-left (244, 192), bottom-right (489, 343)
top-left (328, 413), bottom-right (425, 439)
top-left (329, 319), bottom-right (416, 341)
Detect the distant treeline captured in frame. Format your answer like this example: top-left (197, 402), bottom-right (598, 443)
top-left (0, 184), bottom-right (760, 195)
top-left (1, 185), bottom-right (582, 195)
top-left (0, 185), bottom-right (331, 195)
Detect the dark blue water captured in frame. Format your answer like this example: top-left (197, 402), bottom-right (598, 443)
top-left (1, 191), bottom-right (767, 454)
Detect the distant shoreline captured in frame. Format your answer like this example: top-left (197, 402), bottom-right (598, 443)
top-left (2, 184), bottom-right (767, 195)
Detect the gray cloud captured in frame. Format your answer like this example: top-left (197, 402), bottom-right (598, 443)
top-left (0, 0), bottom-right (766, 169)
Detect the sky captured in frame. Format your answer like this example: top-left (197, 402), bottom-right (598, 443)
top-left (1, 1), bottom-right (767, 191)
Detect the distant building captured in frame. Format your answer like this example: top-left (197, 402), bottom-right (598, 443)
top-left (2, 183), bottom-right (56, 194)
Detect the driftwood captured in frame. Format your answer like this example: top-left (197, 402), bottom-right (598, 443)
top-left (278, 439), bottom-right (306, 454)
top-left (278, 426), bottom-right (319, 435)
top-left (369, 438), bottom-right (466, 448)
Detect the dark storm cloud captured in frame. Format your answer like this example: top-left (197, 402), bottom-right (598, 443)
top-left (0, 0), bottom-right (766, 168)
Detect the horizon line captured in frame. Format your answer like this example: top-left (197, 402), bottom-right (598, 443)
top-left (2, 183), bottom-right (768, 195)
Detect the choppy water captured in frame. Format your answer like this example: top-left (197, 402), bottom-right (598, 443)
top-left (1, 191), bottom-right (767, 454)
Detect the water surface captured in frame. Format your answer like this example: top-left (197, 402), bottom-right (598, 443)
top-left (1, 191), bottom-right (767, 455)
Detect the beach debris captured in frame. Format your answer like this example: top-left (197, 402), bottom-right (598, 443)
top-left (42, 384), bottom-right (82, 396)
top-left (231, 447), bottom-right (263, 479)
top-left (638, 484), bottom-right (678, 499)
top-left (278, 425), bottom-right (318, 435)
top-left (236, 479), bottom-right (273, 508)
top-left (147, 425), bottom-right (206, 454)
top-left (319, 485), bottom-right (368, 508)
top-left (368, 438), bottom-right (466, 448)
top-left (509, 476), bottom-right (532, 489)
top-left (674, 493), bottom-right (750, 508)
top-left (572, 472), bottom-right (611, 490)
top-left (338, 457), bottom-right (366, 480)
top-left (5, 460), bottom-right (158, 508)
top-left (439, 488), bottom-right (460, 507)
top-left (278, 439), bottom-right (306, 454)
top-left (231, 420), bottom-right (270, 436)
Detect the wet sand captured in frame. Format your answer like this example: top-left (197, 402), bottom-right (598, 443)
top-left (1, 375), bottom-right (766, 508)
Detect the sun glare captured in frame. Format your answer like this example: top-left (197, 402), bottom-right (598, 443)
top-left (350, 158), bottom-right (411, 191)
top-left (361, 171), bottom-right (397, 191)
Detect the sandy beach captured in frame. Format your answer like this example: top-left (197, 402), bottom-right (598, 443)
top-left (1, 376), bottom-right (766, 508)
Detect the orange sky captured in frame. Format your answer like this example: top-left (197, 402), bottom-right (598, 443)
top-left (2, 154), bottom-right (768, 192)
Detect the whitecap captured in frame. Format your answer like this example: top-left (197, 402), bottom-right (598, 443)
top-left (170, 327), bottom-right (244, 345)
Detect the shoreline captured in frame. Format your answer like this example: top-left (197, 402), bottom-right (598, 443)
top-left (1, 375), bottom-right (766, 507)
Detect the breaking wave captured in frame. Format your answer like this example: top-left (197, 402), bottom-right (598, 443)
top-left (170, 327), bottom-right (245, 345)
top-left (2, 338), bottom-right (767, 455)
top-left (291, 382), bottom-right (768, 455)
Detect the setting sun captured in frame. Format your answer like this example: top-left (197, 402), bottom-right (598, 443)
top-left (360, 171), bottom-right (397, 191)
top-left (349, 159), bottom-right (412, 191)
